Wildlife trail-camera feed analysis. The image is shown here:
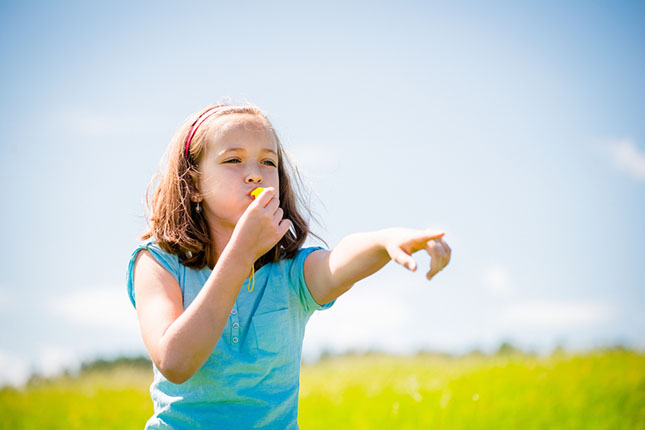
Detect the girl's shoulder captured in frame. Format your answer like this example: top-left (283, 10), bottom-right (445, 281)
top-left (126, 238), bottom-right (182, 309)
top-left (133, 238), bottom-right (181, 271)
top-left (280, 245), bottom-right (325, 268)
top-left (276, 245), bottom-right (335, 313)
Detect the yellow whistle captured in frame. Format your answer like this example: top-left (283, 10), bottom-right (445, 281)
top-left (250, 187), bottom-right (265, 199)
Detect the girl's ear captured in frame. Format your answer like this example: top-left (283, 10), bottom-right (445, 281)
top-left (188, 168), bottom-right (202, 198)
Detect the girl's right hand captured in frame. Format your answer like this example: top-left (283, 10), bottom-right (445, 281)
top-left (229, 187), bottom-right (292, 262)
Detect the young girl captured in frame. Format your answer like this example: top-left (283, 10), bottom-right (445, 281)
top-left (126, 103), bottom-right (451, 429)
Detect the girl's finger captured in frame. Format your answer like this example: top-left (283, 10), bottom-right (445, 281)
top-left (391, 247), bottom-right (417, 271)
top-left (424, 240), bottom-right (441, 256)
top-left (255, 187), bottom-right (277, 208)
top-left (264, 196), bottom-right (280, 213)
top-left (439, 239), bottom-right (451, 261)
top-left (421, 229), bottom-right (445, 242)
top-left (425, 242), bottom-right (448, 280)
top-left (273, 207), bottom-right (284, 224)
top-left (427, 252), bottom-right (446, 279)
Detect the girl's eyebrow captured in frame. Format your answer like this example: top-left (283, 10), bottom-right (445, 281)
top-left (219, 147), bottom-right (277, 156)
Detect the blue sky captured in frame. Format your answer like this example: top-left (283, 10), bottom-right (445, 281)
top-left (1, 0), bottom-right (644, 386)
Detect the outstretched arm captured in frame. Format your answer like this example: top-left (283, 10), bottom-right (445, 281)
top-left (304, 227), bottom-right (451, 305)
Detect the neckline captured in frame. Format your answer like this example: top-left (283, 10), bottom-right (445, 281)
top-left (202, 261), bottom-right (270, 280)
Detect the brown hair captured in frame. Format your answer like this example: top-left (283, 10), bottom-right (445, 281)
top-left (141, 103), bottom-right (324, 270)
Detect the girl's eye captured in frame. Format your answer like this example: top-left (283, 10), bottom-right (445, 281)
top-left (224, 158), bottom-right (276, 167)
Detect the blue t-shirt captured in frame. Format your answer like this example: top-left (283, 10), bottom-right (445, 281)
top-left (126, 239), bottom-right (335, 429)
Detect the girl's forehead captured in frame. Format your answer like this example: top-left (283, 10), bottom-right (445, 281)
top-left (208, 114), bottom-right (276, 148)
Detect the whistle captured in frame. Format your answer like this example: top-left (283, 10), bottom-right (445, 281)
top-left (250, 187), bottom-right (265, 199)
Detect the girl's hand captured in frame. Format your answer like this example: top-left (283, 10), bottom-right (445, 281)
top-left (383, 227), bottom-right (451, 281)
top-left (230, 187), bottom-right (292, 262)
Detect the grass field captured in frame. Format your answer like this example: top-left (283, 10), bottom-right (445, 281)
top-left (1, 349), bottom-right (644, 429)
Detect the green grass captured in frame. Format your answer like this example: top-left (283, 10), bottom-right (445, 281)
top-left (1, 349), bottom-right (644, 429)
top-left (0, 366), bottom-right (152, 430)
top-left (299, 350), bottom-right (645, 429)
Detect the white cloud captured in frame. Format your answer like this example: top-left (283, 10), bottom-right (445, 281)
top-left (48, 285), bottom-right (139, 331)
top-left (483, 265), bottom-right (514, 296)
top-left (609, 138), bottom-right (645, 181)
top-left (0, 349), bottom-right (30, 387)
top-left (303, 279), bottom-right (413, 358)
top-left (500, 300), bottom-right (613, 329)
top-left (38, 346), bottom-right (81, 378)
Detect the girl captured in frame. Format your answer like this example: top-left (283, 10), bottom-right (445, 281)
top-left (127, 103), bottom-right (451, 429)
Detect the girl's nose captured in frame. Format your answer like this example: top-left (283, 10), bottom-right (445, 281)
top-left (245, 170), bottom-right (262, 184)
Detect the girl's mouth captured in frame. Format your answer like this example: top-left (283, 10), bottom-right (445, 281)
top-left (250, 187), bottom-right (264, 200)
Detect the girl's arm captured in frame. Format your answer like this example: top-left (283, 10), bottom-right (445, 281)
top-left (304, 227), bottom-right (451, 305)
top-left (133, 188), bottom-right (290, 384)
top-left (133, 245), bottom-right (255, 384)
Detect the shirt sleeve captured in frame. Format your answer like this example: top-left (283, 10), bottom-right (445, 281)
top-left (289, 246), bottom-right (336, 314)
top-left (126, 240), bottom-right (181, 309)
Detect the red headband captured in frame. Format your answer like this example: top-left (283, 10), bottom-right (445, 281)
top-left (184, 105), bottom-right (226, 160)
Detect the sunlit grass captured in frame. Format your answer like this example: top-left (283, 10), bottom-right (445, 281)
top-left (299, 349), bottom-right (645, 429)
top-left (1, 349), bottom-right (643, 429)
top-left (0, 366), bottom-right (152, 430)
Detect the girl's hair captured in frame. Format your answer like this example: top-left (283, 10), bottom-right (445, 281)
top-left (141, 103), bottom-right (324, 270)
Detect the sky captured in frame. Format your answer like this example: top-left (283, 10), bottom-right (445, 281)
top-left (0, 0), bottom-right (644, 387)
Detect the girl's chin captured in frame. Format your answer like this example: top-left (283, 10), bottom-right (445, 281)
top-left (207, 212), bottom-right (244, 229)
top-left (206, 201), bottom-right (252, 227)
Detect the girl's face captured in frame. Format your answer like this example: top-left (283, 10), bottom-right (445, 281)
top-left (197, 114), bottom-right (279, 230)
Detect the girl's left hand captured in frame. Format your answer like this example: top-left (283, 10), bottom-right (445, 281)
top-left (383, 228), bottom-right (451, 281)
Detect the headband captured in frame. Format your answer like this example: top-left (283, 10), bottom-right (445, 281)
top-left (184, 105), bottom-right (226, 160)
